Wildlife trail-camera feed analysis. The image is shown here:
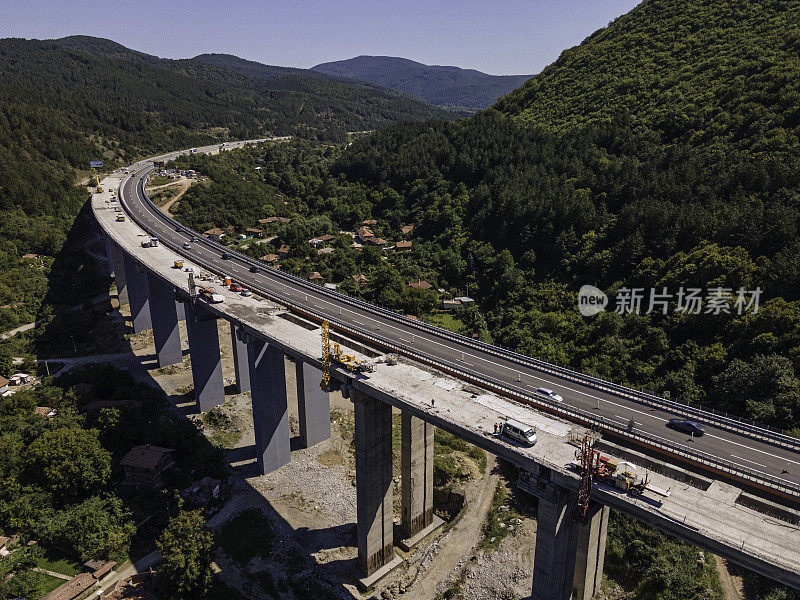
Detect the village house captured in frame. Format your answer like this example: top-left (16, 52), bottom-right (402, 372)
top-left (409, 279), bottom-right (432, 289)
top-left (41, 572), bottom-right (96, 600)
top-left (259, 254), bottom-right (279, 262)
top-left (362, 219), bottom-right (378, 225)
top-left (0, 376), bottom-right (8, 396)
top-left (278, 244), bottom-right (292, 258)
top-left (258, 216), bottom-right (292, 225)
top-left (35, 406), bottom-right (56, 418)
top-left (364, 237), bottom-right (387, 248)
top-left (245, 227), bottom-right (263, 238)
top-left (0, 535), bottom-right (10, 556)
top-left (308, 234), bottom-right (335, 246)
top-left (396, 240), bottom-right (413, 251)
top-left (120, 445), bottom-right (175, 487)
top-left (352, 274), bottom-right (369, 286)
top-left (84, 558), bottom-right (116, 579)
top-left (357, 226), bottom-right (374, 243)
top-left (317, 247), bottom-right (334, 255)
top-left (401, 224), bottom-right (415, 235)
top-left (203, 227), bottom-right (225, 242)
top-left (309, 271), bottom-right (323, 281)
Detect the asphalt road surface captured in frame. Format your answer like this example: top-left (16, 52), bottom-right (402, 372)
top-left (119, 154), bottom-right (800, 497)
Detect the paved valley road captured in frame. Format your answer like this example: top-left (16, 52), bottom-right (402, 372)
top-left (118, 144), bottom-right (800, 504)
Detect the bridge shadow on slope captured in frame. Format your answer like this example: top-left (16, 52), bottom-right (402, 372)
top-left (31, 200), bottom-right (120, 359)
top-left (30, 206), bottom-right (360, 598)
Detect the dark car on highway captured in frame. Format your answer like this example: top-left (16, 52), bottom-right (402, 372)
top-left (667, 418), bottom-right (705, 436)
top-left (250, 265), bottom-right (259, 273)
top-left (221, 252), bottom-right (231, 260)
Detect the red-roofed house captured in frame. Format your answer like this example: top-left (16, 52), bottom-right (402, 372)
top-left (408, 279), bottom-right (432, 289)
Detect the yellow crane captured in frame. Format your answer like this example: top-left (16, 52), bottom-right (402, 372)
top-left (320, 320), bottom-right (375, 392)
top-left (321, 320), bottom-right (332, 391)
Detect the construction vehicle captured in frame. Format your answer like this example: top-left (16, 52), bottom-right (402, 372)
top-left (320, 321), bottom-right (374, 391)
top-left (173, 260), bottom-right (184, 269)
top-left (571, 435), bottom-right (670, 524)
top-left (116, 214), bottom-right (125, 222)
top-left (140, 238), bottom-right (159, 248)
top-left (199, 287), bottom-right (224, 303)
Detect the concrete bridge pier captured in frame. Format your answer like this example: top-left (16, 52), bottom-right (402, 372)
top-left (532, 490), bottom-right (609, 600)
top-left (184, 302), bottom-right (225, 412)
top-left (295, 361), bottom-right (331, 448)
top-left (146, 273), bottom-right (183, 367)
top-left (246, 338), bottom-right (291, 475)
top-left (103, 236), bottom-right (115, 277)
top-left (353, 389), bottom-right (398, 581)
top-left (400, 412), bottom-right (435, 541)
top-left (122, 252), bottom-right (151, 333)
top-left (230, 323), bottom-right (251, 393)
top-left (109, 240), bottom-right (128, 306)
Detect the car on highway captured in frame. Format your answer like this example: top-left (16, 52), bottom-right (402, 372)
top-left (190, 235), bottom-right (197, 242)
top-left (175, 226), bottom-right (183, 233)
top-left (230, 283), bottom-right (243, 292)
top-left (221, 252), bottom-right (231, 260)
top-left (667, 418), bottom-right (705, 436)
top-left (183, 242), bottom-right (191, 249)
top-left (534, 387), bottom-right (563, 402)
top-left (241, 289), bottom-right (252, 297)
top-left (250, 265), bottom-right (259, 273)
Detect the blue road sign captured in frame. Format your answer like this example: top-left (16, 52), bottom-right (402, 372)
top-left (89, 160), bottom-right (104, 168)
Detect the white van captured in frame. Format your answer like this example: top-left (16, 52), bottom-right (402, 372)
top-left (501, 419), bottom-right (537, 446)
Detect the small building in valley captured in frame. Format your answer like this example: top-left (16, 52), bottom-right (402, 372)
top-left (120, 445), bottom-right (175, 487)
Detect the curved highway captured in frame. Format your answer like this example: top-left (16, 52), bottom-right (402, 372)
top-left (117, 149), bottom-right (800, 502)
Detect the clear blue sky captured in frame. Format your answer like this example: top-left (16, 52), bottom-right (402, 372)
top-left (0, 0), bottom-right (640, 75)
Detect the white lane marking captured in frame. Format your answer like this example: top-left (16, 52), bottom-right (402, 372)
top-left (129, 178), bottom-right (800, 476)
top-left (706, 434), bottom-right (800, 466)
top-left (731, 454), bottom-right (767, 469)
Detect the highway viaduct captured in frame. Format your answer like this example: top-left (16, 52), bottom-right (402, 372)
top-left (93, 141), bottom-right (800, 598)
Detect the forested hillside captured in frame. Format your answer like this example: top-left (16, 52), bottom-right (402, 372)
top-left (495, 0), bottom-right (800, 154)
top-left (170, 0), bottom-right (800, 440)
top-left (0, 36), bottom-right (453, 334)
top-left (312, 55), bottom-right (532, 110)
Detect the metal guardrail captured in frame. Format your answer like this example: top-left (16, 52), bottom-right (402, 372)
top-left (136, 168), bottom-right (799, 452)
top-left (116, 164), bottom-right (800, 499)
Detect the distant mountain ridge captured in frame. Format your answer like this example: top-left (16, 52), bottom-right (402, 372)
top-left (312, 55), bottom-right (532, 111)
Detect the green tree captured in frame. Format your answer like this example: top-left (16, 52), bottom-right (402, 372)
top-left (157, 510), bottom-right (214, 600)
top-left (712, 354), bottom-right (800, 427)
top-left (38, 495), bottom-right (136, 561)
top-left (24, 426), bottom-right (111, 501)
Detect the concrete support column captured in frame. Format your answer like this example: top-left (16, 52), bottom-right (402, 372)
top-left (184, 302), bottom-right (225, 412)
top-left (353, 389), bottom-right (394, 576)
top-left (295, 361), bottom-right (331, 448)
top-left (247, 339), bottom-right (291, 475)
top-left (401, 412), bottom-right (434, 538)
top-left (103, 236), bottom-right (115, 277)
top-left (532, 491), bottom-right (609, 600)
top-left (230, 323), bottom-right (251, 393)
top-left (122, 252), bottom-right (151, 333)
top-left (146, 272), bottom-right (183, 367)
top-left (573, 503), bottom-right (609, 600)
top-left (109, 240), bottom-right (128, 306)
